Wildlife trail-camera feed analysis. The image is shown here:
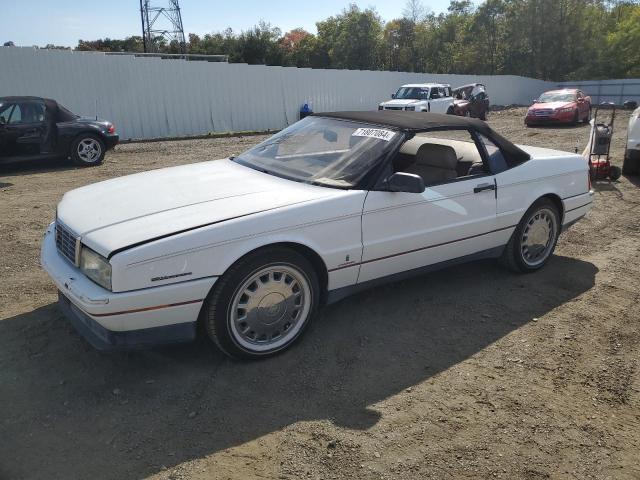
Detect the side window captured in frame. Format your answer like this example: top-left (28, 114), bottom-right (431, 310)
top-left (429, 88), bottom-right (439, 100)
top-left (479, 134), bottom-right (508, 174)
top-left (8, 104), bottom-right (22, 124)
top-left (0, 103), bottom-right (14, 123)
top-left (393, 129), bottom-right (488, 186)
top-left (444, 87), bottom-right (452, 97)
top-left (15, 102), bottom-right (45, 123)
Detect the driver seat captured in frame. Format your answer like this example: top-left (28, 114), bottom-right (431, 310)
top-left (404, 143), bottom-right (458, 185)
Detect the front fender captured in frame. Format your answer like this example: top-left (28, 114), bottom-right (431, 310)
top-left (109, 192), bottom-right (367, 293)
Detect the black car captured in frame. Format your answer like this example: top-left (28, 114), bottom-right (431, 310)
top-left (0, 96), bottom-right (119, 166)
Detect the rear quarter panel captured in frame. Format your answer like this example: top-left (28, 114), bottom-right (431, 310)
top-left (56, 121), bottom-right (107, 155)
top-left (496, 147), bottom-right (590, 229)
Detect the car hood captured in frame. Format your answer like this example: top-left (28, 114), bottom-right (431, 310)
top-left (380, 99), bottom-right (424, 107)
top-left (530, 101), bottom-right (575, 110)
top-left (56, 159), bottom-right (339, 257)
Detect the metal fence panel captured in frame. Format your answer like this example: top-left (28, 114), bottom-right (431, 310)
top-left (1, 47), bottom-right (570, 140)
top-left (558, 79), bottom-right (640, 105)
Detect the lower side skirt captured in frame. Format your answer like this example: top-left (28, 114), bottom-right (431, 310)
top-left (326, 246), bottom-right (505, 305)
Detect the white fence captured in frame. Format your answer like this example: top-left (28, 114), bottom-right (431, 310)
top-left (1, 47), bottom-right (558, 140)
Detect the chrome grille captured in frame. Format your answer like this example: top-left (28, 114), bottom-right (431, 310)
top-left (384, 106), bottom-right (404, 111)
top-left (55, 222), bottom-right (79, 265)
top-left (534, 109), bottom-right (553, 116)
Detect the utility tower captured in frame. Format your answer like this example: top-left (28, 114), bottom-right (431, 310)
top-left (140, 0), bottom-right (186, 54)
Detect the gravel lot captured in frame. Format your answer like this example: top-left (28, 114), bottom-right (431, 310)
top-left (1, 108), bottom-right (639, 480)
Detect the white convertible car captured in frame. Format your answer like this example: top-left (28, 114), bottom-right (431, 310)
top-left (41, 111), bottom-right (593, 359)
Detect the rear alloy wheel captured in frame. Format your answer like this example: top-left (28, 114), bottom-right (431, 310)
top-left (202, 247), bottom-right (319, 360)
top-left (71, 134), bottom-right (105, 166)
top-left (500, 199), bottom-right (560, 273)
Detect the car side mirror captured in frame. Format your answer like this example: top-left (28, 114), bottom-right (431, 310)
top-left (386, 172), bottom-right (425, 193)
top-left (391, 93), bottom-right (396, 99)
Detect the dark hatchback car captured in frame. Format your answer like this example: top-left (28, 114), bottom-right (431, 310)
top-left (453, 83), bottom-right (490, 120)
top-left (0, 96), bottom-right (119, 167)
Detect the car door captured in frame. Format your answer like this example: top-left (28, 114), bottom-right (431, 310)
top-left (358, 130), bottom-right (500, 284)
top-left (429, 88), bottom-right (444, 113)
top-left (0, 102), bottom-right (20, 158)
top-left (9, 101), bottom-right (47, 157)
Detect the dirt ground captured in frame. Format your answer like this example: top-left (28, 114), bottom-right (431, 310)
top-left (1, 108), bottom-right (639, 480)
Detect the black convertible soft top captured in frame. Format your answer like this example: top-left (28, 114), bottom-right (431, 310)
top-left (316, 110), bottom-right (530, 166)
top-left (0, 96), bottom-right (78, 122)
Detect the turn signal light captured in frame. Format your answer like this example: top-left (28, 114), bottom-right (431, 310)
top-left (107, 125), bottom-right (116, 134)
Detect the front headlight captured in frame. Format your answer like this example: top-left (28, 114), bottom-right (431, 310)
top-left (405, 106), bottom-right (416, 111)
top-left (80, 247), bottom-right (112, 290)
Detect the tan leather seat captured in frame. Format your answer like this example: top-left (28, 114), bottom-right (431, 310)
top-left (404, 143), bottom-right (458, 185)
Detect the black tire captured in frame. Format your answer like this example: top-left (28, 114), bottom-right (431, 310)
top-left (446, 106), bottom-right (454, 115)
top-left (609, 165), bottom-right (622, 181)
top-left (70, 134), bottom-right (105, 166)
top-left (201, 246), bottom-right (320, 360)
top-left (623, 150), bottom-right (640, 176)
top-left (500, 198), bottom-right (561, 273)
top-left (480, 111), bottom-right (488, 121)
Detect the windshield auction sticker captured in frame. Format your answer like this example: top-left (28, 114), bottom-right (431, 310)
top-left (352, 128), bottom-right (396, 142)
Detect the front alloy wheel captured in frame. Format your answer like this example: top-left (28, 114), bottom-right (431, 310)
top-left (202, 247), bottom-right (319, 359)
top-left (229, 265), bottom-right (311, 352)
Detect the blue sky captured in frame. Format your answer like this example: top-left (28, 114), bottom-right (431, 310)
top-left (3, 0), bottom-right (453, 47)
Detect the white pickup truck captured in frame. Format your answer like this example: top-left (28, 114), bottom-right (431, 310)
top-left (379, 83), bottom-right (455, 114)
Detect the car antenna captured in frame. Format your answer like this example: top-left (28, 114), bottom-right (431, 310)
top-left (95, 99), bottom-right (98, 121)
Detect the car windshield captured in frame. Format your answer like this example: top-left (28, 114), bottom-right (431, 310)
top-left (394, 87), bottom-right (429, 100)
top-left (537, 92), bottom-right (575, 103)
top-left (233, 117), bottom-right (400, 188)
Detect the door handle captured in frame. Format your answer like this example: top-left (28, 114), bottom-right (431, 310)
top-left (474, 183), bottom-right (496, 193)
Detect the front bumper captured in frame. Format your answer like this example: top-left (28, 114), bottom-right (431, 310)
top-left (41, 223), bottom-right (216, 350)
top-left (525, 111), bottom-right (575, 124)
top-left (57, 291), bottom-right (196, 350)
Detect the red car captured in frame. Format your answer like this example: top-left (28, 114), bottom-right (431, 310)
top-left (525, 89), bottom-right (591, 126)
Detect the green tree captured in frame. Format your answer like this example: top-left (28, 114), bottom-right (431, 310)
top-left (606, 3), bottom-right (640, 77)
top-left (316, 4), bottom-right (384, 70)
